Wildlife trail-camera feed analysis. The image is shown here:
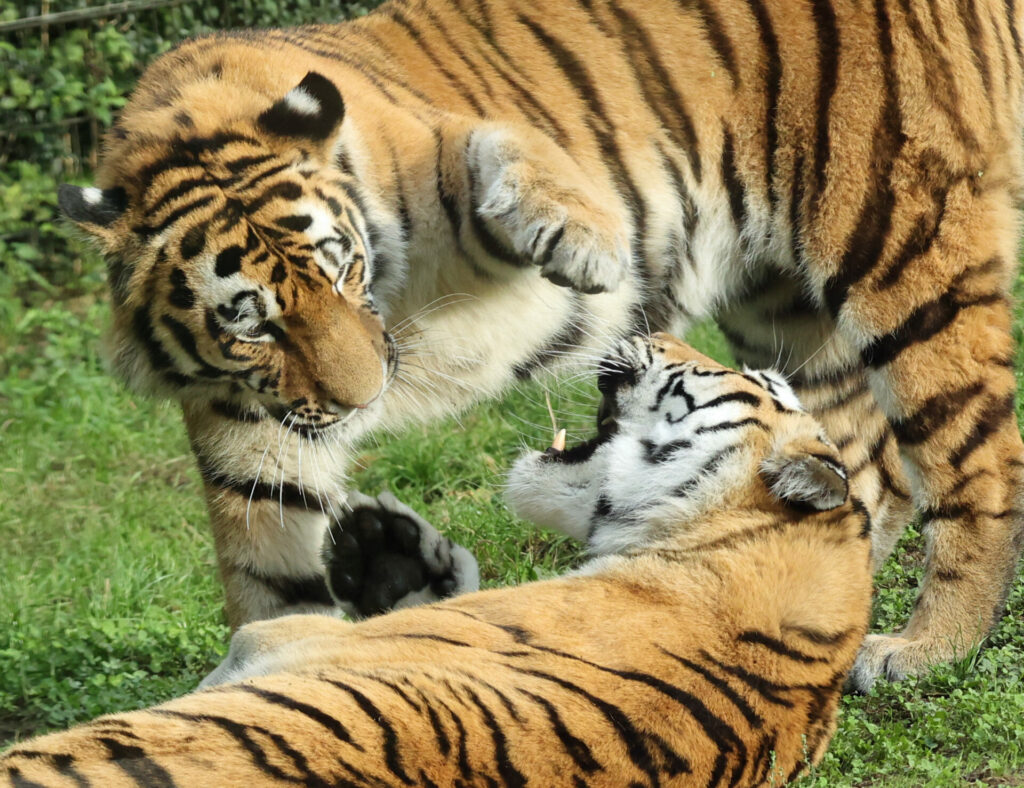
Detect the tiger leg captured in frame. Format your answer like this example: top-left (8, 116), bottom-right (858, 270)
top-left (716, 275), bottom-right (913, 571)
top-left (832, 217), bottom-right (1024, 692)
top-left (183, 402), bottom-right (342, 629)
top-left (184, 403), bottom-right (478, 630)
top-left (465, 123), bottom-right (631, 293)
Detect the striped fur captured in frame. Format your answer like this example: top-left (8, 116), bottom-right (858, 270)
top-left (56, 0), bottom-right (1024, 690)
top-left (0, 334), bottom-right (871, 787)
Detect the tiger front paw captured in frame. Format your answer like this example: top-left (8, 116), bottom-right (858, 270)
top-left (324, 491), bottom-right (479, 618)
top-left (469, 128), bottom-right (631, 294)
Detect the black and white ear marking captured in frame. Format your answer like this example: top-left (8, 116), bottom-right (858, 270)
top-left (57, 184), bottom-right (127, 227)
top-left (257, 72), bottom-right (345, 141)
top-left (761, 448), bottom-right (848, 512)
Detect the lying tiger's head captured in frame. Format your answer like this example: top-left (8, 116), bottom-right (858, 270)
top-left (58, 68), bottom-right (401, 429)
top-left (507, 332), bottom-right (851, 554)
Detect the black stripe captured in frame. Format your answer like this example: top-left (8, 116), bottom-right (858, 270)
top-left (409, 685), bottom-right (452, 757)
top-left (150, 710), bottom-right (331, 786)
top-left (949, 392), bottom-right (1016, 468)
top-left (98, 737), bottom-right (177, 787)
top-left (641, 437), bottom-right (693, 463)
top-left (224, 153), bottom-right (277, 174)
top-left (520, 690), bottom-right (603, 773)
top-left (876, 196), bottom-right (947, 290)
top-left (501, 632), bottom-right (740, 782)
top-left (700, 652), bottom-right (796, 707)
top-left (507, 666), bottom-right (662, 785)
top-left (465, 153), bottom-right (525, 267)
top-left (822, 0), bottom-right (902, 316)
top-left (606, 1), bottom-right (703, 182)
top-left (809, 0), bottom-right (840, 212)
top-left (693, 417), bottom-right (768, 434)
top-left (890, 382), bottom-right (986, 445)
top-left (697, 391), bottom-right (763, 411)
top-left (6, 768), bottom-right (48, 788)
top-left (736, 630), bottom-right (828, 663)
top-left (369, 632), bottom-right (475, 648)
top-left (746, 0), bottom-right (783, 207)
top-left (789, 152), bottom-right (806, 264)
top-left (720, 125), bottom-right (747, 229)
top-left (963, 0), bottom-right (994, 95)
top-left (672, 445), bottom-right (743, 497)
top-left (893, 0), bottom-right (979, 149)
top-left (240, 565), bottom-right (334, 606)
top-left (658, 647), bottom-right (764, 730)
top-left (322, 679), bottom-right (414, 785)
top-left (438, 697), bottom-right (473, 783)
top-left (860, 291), bottom-right (1003, 368)
top-left (461, 687), bottom-right (528, 787)
top-left (231, 684), bottom-right (357, 746)
top-left (246, 180), bottom-right (303, 214)
top-left (146, 177), bottom-right (209, 215)
top-left (850, 495), bottom-right (873, 538)
top-left (132, 306), bottom-right (174, 372)
top-left (386, 8), bottom-right (486, 115)
top-left (517, 15), bottom-right (644, 251)
top-left (238, 162), bottom-right (291, 192)
top-left (781, 624), bottom-right (857, 647)
top-left (144, 195), bottom-right (216, 236)
top-left (160, 314), bottom-right (228, 378)
top-left (1008, 0), bottom-right (1024, 65)
top-left (196, 454), bottom-right (314, 509)
top-left (4, 752), bottom-right (91, 788)
top-left (691, 0), bottom-right (740, 85)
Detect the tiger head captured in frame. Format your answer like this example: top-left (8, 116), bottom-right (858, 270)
top-left (507, 332), bottom-right (852, 554)
top-left (58, 70), bottom-right (400, 429)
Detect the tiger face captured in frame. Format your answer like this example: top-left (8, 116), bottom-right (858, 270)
top-left (58, 72), bottom-right (396, 430)
top-left (507, 332), bottom-right (849, 554)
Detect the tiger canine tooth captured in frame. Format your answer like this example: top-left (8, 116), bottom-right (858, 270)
top-left (551, 428), bottom-right (566, 452)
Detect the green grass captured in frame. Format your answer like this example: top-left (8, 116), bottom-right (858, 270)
top-left (1, 250), bottom-right (1023, 786)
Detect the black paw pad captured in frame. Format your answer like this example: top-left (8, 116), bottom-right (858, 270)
top-left (326, 506), bottom-right (448, 617)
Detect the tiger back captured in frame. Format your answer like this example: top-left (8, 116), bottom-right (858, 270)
top-left (1, 334), bottom-right (871, 787)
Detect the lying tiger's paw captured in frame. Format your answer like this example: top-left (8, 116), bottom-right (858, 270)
top-left (324, 491), bottom-right (480, 618)
top-left (469, 129), bottom-right (630, 294)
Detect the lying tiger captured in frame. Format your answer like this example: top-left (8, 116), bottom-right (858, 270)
top-left (0, 334), bottom-right (871, 786)
top-left (55, 0), bottom-right (1024, 692)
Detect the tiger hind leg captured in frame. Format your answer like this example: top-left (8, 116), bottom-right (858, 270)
top-left (829, 189), bottom-right (1024, 693)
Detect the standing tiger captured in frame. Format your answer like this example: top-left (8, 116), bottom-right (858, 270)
top-left (56, 0), bottom-right (1024, 691)
top-left (0, 334), bottom-right (872, 787)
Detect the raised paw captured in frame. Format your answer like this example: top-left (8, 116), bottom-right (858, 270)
top-left (323, 491), bottom-right (480, 618)
top-left (468, 128), bottom-right (630, 294)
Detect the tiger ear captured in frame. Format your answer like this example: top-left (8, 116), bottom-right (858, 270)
top-left (257, 72), bottom-right (345, 142)
top-left (57, 184), bottom-right (128, 246)
top-left (760, 437), bottom-right (848, 512)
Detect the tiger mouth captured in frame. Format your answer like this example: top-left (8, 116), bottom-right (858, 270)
top-left (543, 390), bottom-right (620, 464)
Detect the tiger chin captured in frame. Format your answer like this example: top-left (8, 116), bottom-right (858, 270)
top-left (55, 0), bottom-right (1024, 692)
top-left (1, 334), bottom-right (872, 787)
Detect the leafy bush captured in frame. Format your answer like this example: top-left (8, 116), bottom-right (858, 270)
top-left (0, 0), bottom-right (381, 304)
